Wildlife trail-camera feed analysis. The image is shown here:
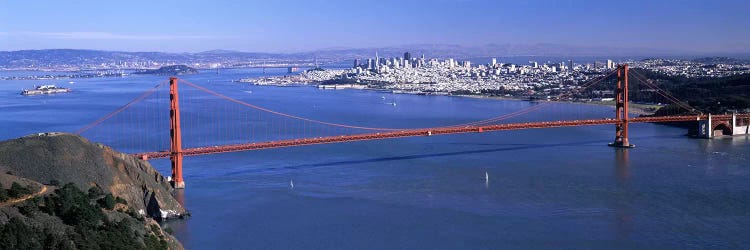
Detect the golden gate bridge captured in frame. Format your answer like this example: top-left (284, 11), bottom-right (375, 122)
top-left (74, 65), bottom-right (750, 189)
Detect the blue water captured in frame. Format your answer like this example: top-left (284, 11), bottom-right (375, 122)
top-left (1, 69), bottom-right (749, 249)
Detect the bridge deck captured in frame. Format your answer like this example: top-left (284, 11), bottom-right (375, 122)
top-left (136, 114), bottom-right (745, 159)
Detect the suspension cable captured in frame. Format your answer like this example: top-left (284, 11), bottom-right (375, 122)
top-left (452, 69), bottom-right (619, 126)
top-left (180, 69), bottom-right (617, 132)
top-left (629, 70), bottom-right (700, 113)
top-left (75, 81), bottom-right (168, 134)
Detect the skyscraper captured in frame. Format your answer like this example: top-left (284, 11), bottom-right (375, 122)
top-left (404, 52), bottom-right (411, 62)
top-left (491, 58), bottom-right (497, 66)
top-left (375, 51), bottom-right (380, 72)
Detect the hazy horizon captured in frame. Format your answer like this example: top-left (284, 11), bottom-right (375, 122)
top-left (3, 43), bottom-right (750, 59)
top-left (1, 0), bottom-right (749, 54)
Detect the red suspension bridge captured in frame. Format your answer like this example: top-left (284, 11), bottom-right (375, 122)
top-left (75, 64), bottom-right (750, 189)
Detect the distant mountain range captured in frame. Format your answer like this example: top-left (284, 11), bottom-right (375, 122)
top-left (1, 44), bottom-right (747, 69)
top-left (0, 49), bottom-right (294, 69)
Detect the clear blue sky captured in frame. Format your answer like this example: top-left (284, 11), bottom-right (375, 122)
top-left (1, 0), bottom-right (748, 53)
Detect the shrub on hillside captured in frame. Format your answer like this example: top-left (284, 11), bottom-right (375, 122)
top-left (88, 186), bottom-right (104, 199)
top-left (98, 194), bottom-right (116, 210)
top-left (8, 182), bottom-right (32, 199)
top-left (0, 183), bottom-right (8, 202)
top-left (10, 183), bottom-right (171, 249)
top-left (115, 196), bottom-right (128, 205)
top-left (45, 183), bottom-right (105, 227)
top-left (48, 179), bottom-right (60, 186)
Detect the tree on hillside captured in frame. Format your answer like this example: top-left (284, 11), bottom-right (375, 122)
top-left (8, 182), bottom-right (31, 199)
top-left (0, 183), bottom-right (8, 202)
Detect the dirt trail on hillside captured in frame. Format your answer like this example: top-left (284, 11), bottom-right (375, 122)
top-left (0, 185), bottom-right (50, 207)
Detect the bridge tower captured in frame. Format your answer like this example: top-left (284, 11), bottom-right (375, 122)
top-left (169, 77), bottom-right (185, 188)
top-left (610, 64), bottom-right (635, 148)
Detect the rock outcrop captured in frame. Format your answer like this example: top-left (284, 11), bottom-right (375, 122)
top-left (0, 133), bottom-right (187, 220)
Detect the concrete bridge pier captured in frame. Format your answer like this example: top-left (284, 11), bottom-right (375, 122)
top-left (731, 113), bottom-right (750, 135)
top-left (697, 114), bottom-right (712, 138)
top-left (698, 113), bottom-right (750, 138)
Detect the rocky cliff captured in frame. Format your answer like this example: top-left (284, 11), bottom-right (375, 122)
top-left (0, 133), bottom-right (187, 220)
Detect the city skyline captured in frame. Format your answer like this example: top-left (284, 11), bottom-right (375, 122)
top-left (1, 0), bottom-right (749, 54)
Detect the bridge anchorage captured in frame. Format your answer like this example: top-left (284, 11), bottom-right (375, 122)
top-left (696, 113), bottom-right (750, 138)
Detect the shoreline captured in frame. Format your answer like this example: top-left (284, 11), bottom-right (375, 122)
top-left (240, 81), bottom-right (661, 116)
top-left (454, 94), bottom-right (659, 115)
top-left (302, 83), bottom-right (660, 115)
